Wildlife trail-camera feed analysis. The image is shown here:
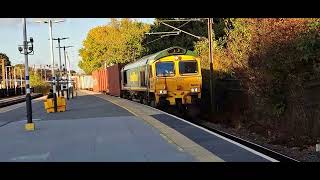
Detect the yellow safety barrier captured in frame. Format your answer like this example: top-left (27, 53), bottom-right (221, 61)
top-left (44, 96), bottom-right (66, 113)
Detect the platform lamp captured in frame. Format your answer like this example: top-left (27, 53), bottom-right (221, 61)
top-left (34, 18), bottom-right (65, 113)
top-left (18, 18), bottom-right (35, 131)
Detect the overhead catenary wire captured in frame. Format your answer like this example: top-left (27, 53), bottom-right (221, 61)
top-left (144, 19), bottom-right (204, 45)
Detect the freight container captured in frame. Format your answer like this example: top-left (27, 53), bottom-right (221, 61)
top-left (79, 75), bottom-right (93, 90)
top-left (92, 69), bottom-right (108, 92)
top-left (106, 64), bottom-right (123, 96)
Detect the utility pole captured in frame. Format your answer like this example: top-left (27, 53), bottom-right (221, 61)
top-left (208, 18), bottom-right (215, 112)
top-left (40, 64), bottom-right (42, 81)
top-left (58, 45), bottom-right (73, 100)
top-left (66, 51), bottom-right (73, 98)
top-left (18, 18), bottom-right (35, 130)
top-left (5, 66), bottom-right (9, 96)
top-left (19, 68), bottom-right (23, 95)
top-left (53, 37), bottom-right (68, 97)
top-left (44, 66), bottom-right (47, 81)
top-left (14, 66), bottom-right (16, 95)
top-left (48, 20), bottom-right (58, 112)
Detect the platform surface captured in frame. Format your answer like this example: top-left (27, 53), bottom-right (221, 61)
top-left (0, 90), bottom-right (275, 162)
top-left (0, 91), bottom-right (196, 162)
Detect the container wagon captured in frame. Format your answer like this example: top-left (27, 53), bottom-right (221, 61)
top-left (92, 69), bottom-right (108, 93)
top-left (106, 64), bottom-right (123, 97)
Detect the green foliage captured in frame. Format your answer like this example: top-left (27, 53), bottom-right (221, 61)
top-left (30, 72), bottom-right (46, 87)
top-left (195, 18), bottom-right (320, 126)
top-left (78, 18), bottom-right (150, 74)
top-left (30, 71), bottom-right (50, 94)
top-left (143, 18), bottom-right (208, 55)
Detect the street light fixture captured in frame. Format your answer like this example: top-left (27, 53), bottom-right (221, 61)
top-left (34, 18), bottom-right (65, 113)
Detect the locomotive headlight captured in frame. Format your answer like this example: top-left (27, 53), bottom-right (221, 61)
top-left (191, 87), bottom-right (198, 93)
top-left (159, 90), bottom-right (167, 94)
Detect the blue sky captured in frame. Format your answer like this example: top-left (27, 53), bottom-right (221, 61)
top-left (0, 18), bottom-right (154, 72)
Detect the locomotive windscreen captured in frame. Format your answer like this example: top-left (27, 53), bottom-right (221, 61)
top-left (156, 62), bottom-right (175, 77)
top-left (179, 61), bottom-right (198, 74)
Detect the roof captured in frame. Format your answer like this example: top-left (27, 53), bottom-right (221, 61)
top-left (122, 46), bottom-right (198, 71)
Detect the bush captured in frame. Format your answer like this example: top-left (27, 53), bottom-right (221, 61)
top-left (30, 73), bottom-right (50, 95)
top-left (195, 18), bottom-right (320, 138)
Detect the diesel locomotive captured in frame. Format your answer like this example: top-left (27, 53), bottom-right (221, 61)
top-left (120, 46), bottom-right (202, 109)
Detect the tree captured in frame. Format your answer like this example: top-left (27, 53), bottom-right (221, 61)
top-left (142, 18), bottom-right (208, 55)
top-left (142, 18), bottom-right (228, 55)
top-left (0, 53), bottom-right (11, 66)
top-left (195, 18), bottom-right (320, 138)
top-left (78, 18), bottom-right (150, 74)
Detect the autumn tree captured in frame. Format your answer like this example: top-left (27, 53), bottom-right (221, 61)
top-left (78, 18), bottom-right (150, 74)
top-left (195, 18), bottom-right (320, 138)
top-left (0, 53), bottom-right (11, 66)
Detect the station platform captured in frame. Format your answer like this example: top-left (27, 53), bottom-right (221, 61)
top-left (0, 90), bottom-right (276, 162)
top-left (0, 93), bottom-right (42, 108)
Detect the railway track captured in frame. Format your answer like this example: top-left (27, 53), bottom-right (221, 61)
top-left (167, 108), bottom-right (300, 162)
top-left (127, 97), bottom-right (299, 162)
top-left (0, 93), bottom-right (43, 108)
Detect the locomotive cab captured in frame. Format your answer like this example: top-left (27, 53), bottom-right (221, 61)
top-left (151, 55), bottom-right (202, 107)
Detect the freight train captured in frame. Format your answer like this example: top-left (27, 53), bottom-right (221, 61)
top-left (75, 46), bottom-right (202, 110)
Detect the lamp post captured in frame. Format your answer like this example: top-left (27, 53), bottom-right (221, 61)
top-left (35, 18), bottom-right (65, 112)
top-left (66, 51), bottom-right (73, 98)
top-left (18, 18), bottom-right (34, 130)
top-left (53, 37), bottom-right (69, 97)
